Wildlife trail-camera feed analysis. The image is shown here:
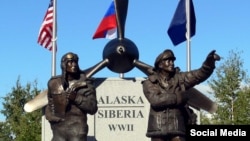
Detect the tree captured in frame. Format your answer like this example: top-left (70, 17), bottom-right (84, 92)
top-left (206, 49), bottom-right (250, 124)
top-left (0, 77), bottom-right (42, 141)
top-left (233, 86), bottom-right (250, 123)
top-left (0, 121), bottom-right (12, 141)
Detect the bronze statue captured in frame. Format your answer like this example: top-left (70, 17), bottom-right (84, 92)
top-left (45, 52), bottom-right (98, 141)
top-left (23, 1), bottom-right (218, 141)
top-left (140, 49), bottom-right (220, 141)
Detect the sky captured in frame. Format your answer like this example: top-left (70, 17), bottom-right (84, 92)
top-left (0, 0), bottom-right (249, 121)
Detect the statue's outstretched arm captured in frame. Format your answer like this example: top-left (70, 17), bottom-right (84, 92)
top-left (133, 59), bottom-right (217, 114)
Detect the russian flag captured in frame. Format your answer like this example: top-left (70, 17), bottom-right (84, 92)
top-left (92, 1), bottom-right (117, 39)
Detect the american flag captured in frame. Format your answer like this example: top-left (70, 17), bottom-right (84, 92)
top-left (37, 0), bottom-right (54, 51)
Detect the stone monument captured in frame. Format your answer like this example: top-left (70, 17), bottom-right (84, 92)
top-left (24, 0), bottom-right (218, 141)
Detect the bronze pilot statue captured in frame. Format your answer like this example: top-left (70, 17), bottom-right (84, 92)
top-left (142, 49), bottom-right (220, 141)
top-left (45, 52), bottom-right (98, 141)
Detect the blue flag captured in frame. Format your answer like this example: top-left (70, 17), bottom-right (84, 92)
top-left (167, 0), bottom-right (196, 46)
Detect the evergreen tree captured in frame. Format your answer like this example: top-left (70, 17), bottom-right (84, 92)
top-left (206, 49), bottom-right (250, 124)
top-left (0, 77), bottom-right (42, 141)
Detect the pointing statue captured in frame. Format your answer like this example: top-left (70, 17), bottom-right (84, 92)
top-left (140, 49), bottom-right (220, 141)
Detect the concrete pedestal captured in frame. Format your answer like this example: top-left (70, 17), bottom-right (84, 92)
top-left (42, 77), bottom-right (150, 141)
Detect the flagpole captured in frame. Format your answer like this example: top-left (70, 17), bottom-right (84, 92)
top-left (186, 0), bottom-right (191, 72)
top-left (186, 0), bottom-right (201, 124)
top-left (42, 1), bottom-right (57, 140)
top-left (52, 0), bottom-right (57, 76)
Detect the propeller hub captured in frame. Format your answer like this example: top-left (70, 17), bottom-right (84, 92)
top-left (103, 38), bottom-right (139, 73)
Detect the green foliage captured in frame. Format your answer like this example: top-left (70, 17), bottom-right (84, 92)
top-left (200, 111), bottom-right (211, 124)
top-left (233, 87), bottom-right (250, 123)
top-left (0, 121), bottom-right (12, 141)
top-left (205, 49), bottom-right (250, 124)
top-left (0, 77), bottom-right (42, 141)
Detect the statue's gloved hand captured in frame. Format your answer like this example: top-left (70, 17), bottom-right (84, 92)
top-left (71, 81), bottom-right (87, 91)
top-left (66, 88), bottom-right (77, 101)
top-left (205, 50), bottom-right (220, 68)
top-left (66, 81), bottom-right (87, 101)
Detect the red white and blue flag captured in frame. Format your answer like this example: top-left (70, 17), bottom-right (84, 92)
top-left (92, 1), bottom-right (117, 39)
top-left (37, 0), bottom-right (54, 51)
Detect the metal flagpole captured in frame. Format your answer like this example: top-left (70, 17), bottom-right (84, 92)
top-left (186, 0), bottom-right (201, 124)
top-left (119, 73), bottom-right (124, 78)
top-left (52, 0), bottom-right (57, 77)
top-left (186, 0), bottom-right (191, 72)
top-left (43, 0), bottom-right (57, 140)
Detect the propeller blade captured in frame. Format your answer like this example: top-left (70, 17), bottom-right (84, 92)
top-left (84, 59), bottom-right (109, 78)
top-left (186, 88), bottom-right (218, 113)
top-left (133, 59), bottom-right (154, 76)
top-left (114, 0), bottom-right (128, 39)
top-left (24, 90), bottom-right (48, 112)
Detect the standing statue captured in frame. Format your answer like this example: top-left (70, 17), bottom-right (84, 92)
top-left (45, 52), bottom-right (98, 141)
top-left (142, 49), bottom-right (220, 141)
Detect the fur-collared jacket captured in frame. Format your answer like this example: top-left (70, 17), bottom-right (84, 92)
top-left (142, 63), bottom-right (215, 137)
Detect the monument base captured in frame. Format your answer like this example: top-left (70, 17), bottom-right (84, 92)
top-left (42, 77), bottom-right (150, 141)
